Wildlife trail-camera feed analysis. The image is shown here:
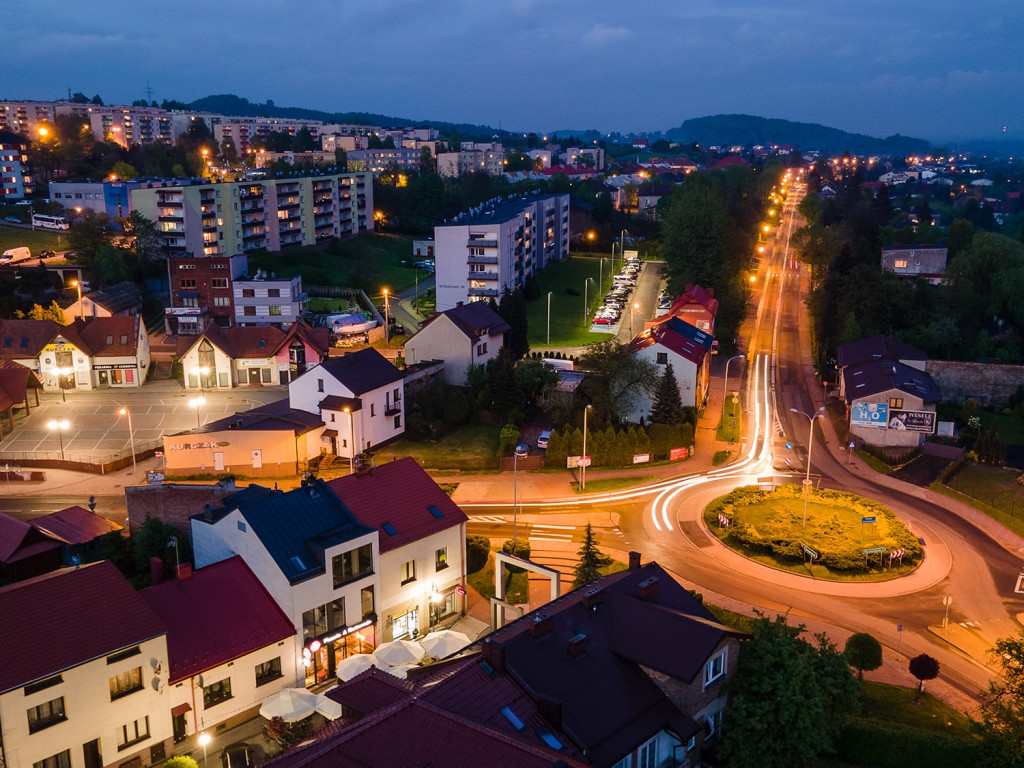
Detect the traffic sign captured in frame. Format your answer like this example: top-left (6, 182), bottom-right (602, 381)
top-left (785, 442), bottom-right (793, 450)
top-left (861, 516), bottom-right (876, 524)
top-left (784, 457), bottom-right (792, 467)
top-left (862, 547), bottom-right (885, 554)
top-left (800, 542), bottom-right (819, 559)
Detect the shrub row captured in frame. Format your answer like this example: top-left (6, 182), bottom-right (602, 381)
top-left (835, 717), bottom-right (982, 768)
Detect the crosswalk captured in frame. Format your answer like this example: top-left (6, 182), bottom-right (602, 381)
top-left (467, 518), bottom-right (627, 549)
top-left (469, 515), bottom-right (507, 524)
top-left (529, 523), bottom-right (575, 544)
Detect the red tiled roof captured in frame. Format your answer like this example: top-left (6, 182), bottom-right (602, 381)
top-left (711, 155), bottom-right (750, 169)
top-left (0, 514), bottom-right (36, 560)
top-left (629, 316), bottom-right (713, 366)
top-left (0, 561), bottom-right (166, 693)
top-left (181, 322), bottom-right (327, 362)
top-left (32, 505), bottom-right (122, 544)
top-left (665, 284), bottom-right (718, 319)
top-left (0, 365), bottom-right (32, 412)
top-left (279, 322), bottom-right (331, 358)
top-left (326, 458), bottom-right (467, 554)
top-left (326, 666), bottom-right (414, 714)
top-left (74, 316), bottom-right (141, 358)
top-left (141, 556), bottom-right (295, 683)
top-left (0, 318), bottom-right (61, 359)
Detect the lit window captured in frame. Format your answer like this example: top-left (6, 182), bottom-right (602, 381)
top-left (109, 667), bottom-right (143, 700)
top-left (401, 560), bottom-right (416, 585)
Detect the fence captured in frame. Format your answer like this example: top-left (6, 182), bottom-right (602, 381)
top-left (0, 439), bottom-right (163, 475)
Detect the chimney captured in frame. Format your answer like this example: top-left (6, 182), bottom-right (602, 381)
top-left (567, 633), bottom-right (588, 658)
top-left (149, 557), bottom-right (164, 585)
top-left (176, 563), bottom-right (193, 581)
top-left (529, 613), bottom-right (554, 639)
top-left (582, 587), bottom-right (605, 609)
top-left (537, 696), bottom-right (563, 729)
top-left (638, 576), bottom-right (659, 603)
top-left (481, 641), bottom-right (505, 672)
top-left (628, 551), bottom-right (642, 570)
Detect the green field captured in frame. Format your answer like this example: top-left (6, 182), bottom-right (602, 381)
top-left (376, 423), bottom-right (502, 470)
top-left (527, 255), bottom-right (616, 348)
top-left (248, 233), bottom-right (417, 295)
top-left (0, 224), bottom-right (66, 256)
top-left (936, 462), bottom-right (1024, 538)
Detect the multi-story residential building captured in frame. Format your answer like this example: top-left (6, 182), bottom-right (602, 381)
top-left (0, 561), bottom-right (172, 768)
top-left (564, 145), bottom-right (606, 169)
top-left (321, 134), bottom-right (368, 153)
top-left (210, 117), bottom-right (324, 155)
top-left (0, 130), bottom-right (32, 200)
top-left (132, 172), bottom-right (373, 262)
top-left (50, 178), bottom-right (181, 219)
top-left (436, 145), bottom-right (505, 178)
top-left (0, 100), bottom-right (57, 136)
top-left (74, 105), bottom-right (173, 146)
top-left (165, 252), bottom-right (246, 335)
top-left (233, 270), bottom-right (306, 327)
top-left (141, 557), bottom-right (298, 743)
top-left (346, 148), bottom-right (422, 174)
top-left (434, 193), bottom-right (570, 311)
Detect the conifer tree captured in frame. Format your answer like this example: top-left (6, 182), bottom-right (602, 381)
top-left (572, 523), bottom-right (608, 588)
top-left (649, 364), bottom-right (684, 425)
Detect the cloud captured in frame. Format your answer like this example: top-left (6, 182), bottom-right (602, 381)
top-left (582, 23), bottom-right (634, 48)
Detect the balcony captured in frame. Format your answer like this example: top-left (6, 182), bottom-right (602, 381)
top-left (468, 255), bottom-right (498, 265)
top-left (468, 271), bottom-right (498, 281)
top-left (468, 288), bottom-right (499, 298)
top-left (467, 239), bottom-right (497, 248)
top-left (385, 402), bottom-right (401, 417)
top-left (156, 196), bottom-right (183, 207)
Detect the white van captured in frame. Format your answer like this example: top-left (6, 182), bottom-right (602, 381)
top-left (0, 247), bottom-right (31, 264)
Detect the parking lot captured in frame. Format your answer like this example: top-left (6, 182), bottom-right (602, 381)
top-left (587, 258), bottom-right (664, 340)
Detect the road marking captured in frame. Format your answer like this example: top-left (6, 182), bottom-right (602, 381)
top-left (960, 621), bottom-right (979, 628)
top-left (469, 515), bottom-right (506, 523)
top-left (529, 534), bottom-right (574, 543)
top-left (532, 524), bottom-right (575, 530)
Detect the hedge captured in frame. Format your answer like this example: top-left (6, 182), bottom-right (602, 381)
top-left (835, 717), bottom-right (982, 767)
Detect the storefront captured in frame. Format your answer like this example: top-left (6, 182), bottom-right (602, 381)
top-left (93, 362), bottom-right (141, 387)
top-left (302, 619), bottom-right (377, 687)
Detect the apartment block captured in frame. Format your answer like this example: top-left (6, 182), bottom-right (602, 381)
top-left (0, 130), bottom-right (33, 200)
top-left (50, 179), bottom-right (181, 219)
top-left (346, 147), bottom-right (421, 174)
top-left (233, 270), bottom-right (306, 327)
top-left (210, 116), bottom-right (324, 155)
top-left (434, 193), bottom-right (570, 311)
top-left (437, 144), bottom-right (505, 178)
top-left (77, 105), bottom-right (173, 146)
top-left (0, 100), bottom-right (56, 136)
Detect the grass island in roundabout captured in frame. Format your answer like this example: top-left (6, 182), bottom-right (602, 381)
top-left (703, 484), bottom-right (922, 582)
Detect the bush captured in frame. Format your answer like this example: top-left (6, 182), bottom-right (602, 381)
top-left (835, 717), bottom-right (982, 768)
top-left (466, 535), bottom-right (490, 574)
top-left (501, 538), bottom-right (531, 573)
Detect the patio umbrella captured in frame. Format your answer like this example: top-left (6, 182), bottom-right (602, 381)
top-left (315, 692), bottom-right (344, 720)
top-left (420, 629), bottom-right (471, 658)
top-left (386, 664), bottom-right (419, 680)
top-left (259, 688), bottom-right (318, 723)
top-left (372, 639), bottom-right (426, 667)
top-left (336, 653), bottom-right (376, 682)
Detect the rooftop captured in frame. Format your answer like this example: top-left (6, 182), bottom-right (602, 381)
top-left (836, 334), bottom-right (928, 368)
top-left (314, 348), bottom-right (404, 396)
top-left (629, 315), bottom-right (714, 365)
top-left (841, 358), bottom-right (941, 404)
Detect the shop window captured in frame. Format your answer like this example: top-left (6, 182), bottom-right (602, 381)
top-left (108, 667), bottom-right (143, 700)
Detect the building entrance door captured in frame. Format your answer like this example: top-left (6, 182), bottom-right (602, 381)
top-left (83, 739), bottom-right (102, 768)
top-left (251, 449), bottom-right (263, 469)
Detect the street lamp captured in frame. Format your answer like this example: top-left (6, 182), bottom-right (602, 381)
top-left (191, 365), bottom-right (210, 392)
top-left (723, 355), bottom-right (745, 417)
top-left (47, 419), bottom-right (70, 462)
top-left (343, 406), bottom-right (355, 474)
top-left (546, 291), bottom-right (552, 345)
top-left (583, 277), bottom-right (593, 328)
top-left (198, 730), bottom-right (211, 767)
top-left (580, 404), bottom-right (593, 491)
top-left (51, 366), bottom-right (73, 403)
top-left (119, 407), bottom-right (137, 483)
top-left (382, 288), bottom-right (390, 345)
top-left (71, 280), bottom-right (84, 320)
top-left (790, 406), bottom-right (827, 528)
top-left (512, 449), bottom-right (520, 547)
top-left (189, 396), bottom-right (206, 428)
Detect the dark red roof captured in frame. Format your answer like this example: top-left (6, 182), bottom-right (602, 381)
top-left (0, 365), bottom-right (32, 413)
top-left (666, 284), bottom-right (718, 318)
top-left (629, 316), bottom-right (713, 366)
top-left (73, 316), bottom-right (141, 357)
top-left (32, 505), bottom-right (122, 544)
top-left (711, 155), bottom-right (750, 169)
top-left (0, 561), bottom-right (166, 693)
top-left (181, 321), bottom-right (328, 361)
top-left (0, 318), bottom-right (62, 359)
top-left (326, 666), bottom-right (413, 714)
top-left (326, 458), bottom-right (467, 554)
top-left (141, 556), bottom-right (295, 683)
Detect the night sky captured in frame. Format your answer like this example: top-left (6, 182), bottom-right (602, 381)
top-left (6, 0), bottom-right (1023, 142)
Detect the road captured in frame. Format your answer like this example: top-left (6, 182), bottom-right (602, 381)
top-left (465, 178), bottom-right (1023, 703)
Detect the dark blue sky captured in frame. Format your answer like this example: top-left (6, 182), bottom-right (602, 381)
top-left (7, 0), bottom-right (1023, 142)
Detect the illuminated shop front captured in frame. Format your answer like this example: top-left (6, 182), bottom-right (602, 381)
top-left (302, 619), bottom-right (377, 687)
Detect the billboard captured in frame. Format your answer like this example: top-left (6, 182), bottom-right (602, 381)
top-left (850, 401), bottom-right (888, 429)
top-left (887, 410), bottom-right (936, 433)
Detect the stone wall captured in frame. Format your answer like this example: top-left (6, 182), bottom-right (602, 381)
top-left (926, 360), bottom-right (1024, 406)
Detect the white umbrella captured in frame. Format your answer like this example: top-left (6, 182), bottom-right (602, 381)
top-left (315, 692), bottom-right (344, 720)
top-left (372, 639), bottom-right (426, 667)
top-left (336, 653), bottom-right (376, 682)
top-left (420, 630), bottom-right (471, 658)
top-left (259, 688), bottom-right (318, 722)
top-left (386, 664), bottom-right (419, 680)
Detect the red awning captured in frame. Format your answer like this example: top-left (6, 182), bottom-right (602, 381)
top-left (171, 703), bottom-right (192, 717)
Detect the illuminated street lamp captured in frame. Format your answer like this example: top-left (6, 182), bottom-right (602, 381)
top-left (189, 396), bottom-right (206, 428)
top-left (580, 404), bottom-right (593, 491)
top-left (119, 407), bottom-right (137, 483)
top-left (791, 406), bottom-right (827, 528)
top-left (71, 279), bottom-right (84, 320)
top-left (47, 419), bottom-right (70, 462)
top-left (191, 365), bottom-right (210, 392)
top-left (630, 302), bottom-right (640, 337)
top-left (583, 277), bottom-right (593, 328)
top-left (198, 730), bottom-right (211, 767)
top-left (382, 288), bottom-right (390, 345)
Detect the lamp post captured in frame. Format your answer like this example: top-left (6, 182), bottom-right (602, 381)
top-left (512, 450), bottom-right (519, 547)
top-left (382, 288), bottom-right (390, 345)
top-left (189, 396), bottom-right (206, 428)
top-left (198, 730), bottom-right (211, 768)
top-left (790, 406), bottom-right (826, 528)
top-left (581, 404), bottom-right (593, 491)
top-left (619, 228), bottom-right (629, 269)
top-left (723, 354), bottom-right (745, 417)
top-left (583, 277), bottom-right (593, 328)
top-left (192, 365), bottom-right (210, 392)
top-left (119, 407), bottom-right (137, 483)
top-left (343, 406), bottom-right (355, 474)
top-left (47, 419), bottom-right (70, 462)
top-left (546, 291), bottom-right (552, 346)
top-left (71, 279), bottom-right (84, 320)
top-left (51, 367), bottom-right (71, 403)
top-left (630, 302), bottom-right (639, 337)
top-left (599, 257), bottom-right (604, 295)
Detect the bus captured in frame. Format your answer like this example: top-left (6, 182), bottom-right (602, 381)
top-left (32, 214), bottom-right (70, 231)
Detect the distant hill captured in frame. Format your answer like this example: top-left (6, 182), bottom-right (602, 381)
top-left (665, 114), bottom-right (932, 156)
top-left (183, 94), bottom-right (505, 139)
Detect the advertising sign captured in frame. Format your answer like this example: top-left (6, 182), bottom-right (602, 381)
top-left (146, 471), bottom-right (164, 485)
top-left (633, 453), bottom-right (651, 464)
top-left (850, 401), bottom-right (888, 429)
top-left (886, 409), bottom-right (936, 433)
top-left (669, 446), bottom-right (688, 461)
top-left (566, 456), bottom-right (592, 468)
top-left (624, 249), bottom-right (640, 260)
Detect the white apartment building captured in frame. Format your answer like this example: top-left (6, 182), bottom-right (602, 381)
top-left (0, 130), bottom-right (32, 200)
top-left (0, 562), bottom-right (172, 768)
top-left (434, 193), bottom-right (570, 311)
top-left (234, 270), bottom-right (306, 327)
top-left (0, 100), bottom-right (57, 135)
top-left (436, 144), bottom-right (506, 177)
top-left (210, 117), bottom-right (324, 154)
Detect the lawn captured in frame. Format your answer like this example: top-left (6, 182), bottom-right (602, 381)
top-left (249, 233), bottom-right (417, 296)
top-left (378, 423), bottom-right (502, 470)
top-left (858, 682), bottom-right (975, 736)
top-left (0, 223), bottom-right (66, 256)
top-left (526, 255), bottom-right (616, 348)
top-left (935, 461), bottom-right (1024, 538)
top-left (574, 475), bottom-right (656, 494)
top-left (937, 402), bottom-right (1024, 445)
top-left (716, 393), bottom-right (742, 442)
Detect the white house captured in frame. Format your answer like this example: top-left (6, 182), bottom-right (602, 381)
top-left (191, 479), bottom-right (381, 688)
top-left (0, 562), bottom-right (172, 768)
top-left (289, 348), bottom-right (405, 460)
top-left (32, 316), bottom-right (150, 391)
top-left (404, 302), bottom-right (509, 387)
top-left (141, 557), bottom-right (298, 742)
top-left (327, 457), bottom-right (468, 643)
top-left (628, 316), bottom-right (714, 417)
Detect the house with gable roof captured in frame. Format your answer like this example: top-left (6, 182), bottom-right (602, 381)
top-left (0, 506), bottom-right (122, 583)
top-left (651, 284), bottom-right (719, 335)
top-left (403, 302), bottom-right (509, 386)
top-left (628, 316), bottom-right (714, 415)
top-left (141, 556), bottom-right (298, 743)
top-left (63, 280), bottom-right (143, 323)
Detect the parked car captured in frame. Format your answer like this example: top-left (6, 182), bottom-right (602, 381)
top-left (592, 315), bottom-right (613, 325)
top-left (514, 443), bottom-right (529, 458)
top-left (3, 216), bottom-right (20, 224)
top-left (537, 430), bottom-right (551, 449)
top-left (221, 742), bottom-right (253, 768)
top-left (38, 250), bottom-right (55, 259)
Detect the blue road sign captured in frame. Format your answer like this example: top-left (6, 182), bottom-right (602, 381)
top-left (861, 516), bottom-right (876, 524)
top-left (785, 441), bottom-right (793, 450)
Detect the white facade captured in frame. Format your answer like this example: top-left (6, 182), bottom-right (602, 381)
top-left (0, 134), bottom-right (32, 201)
top-left (631, 344), bottom-right (702, 418)
top-left (234, 273), bottom-right (306, 327)
top-left (434, 193), bottom-right (570, 311)
top-left (404, 313), bottom-right (503, 387)
top-left (0, 636), bottom-right (171, 768)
